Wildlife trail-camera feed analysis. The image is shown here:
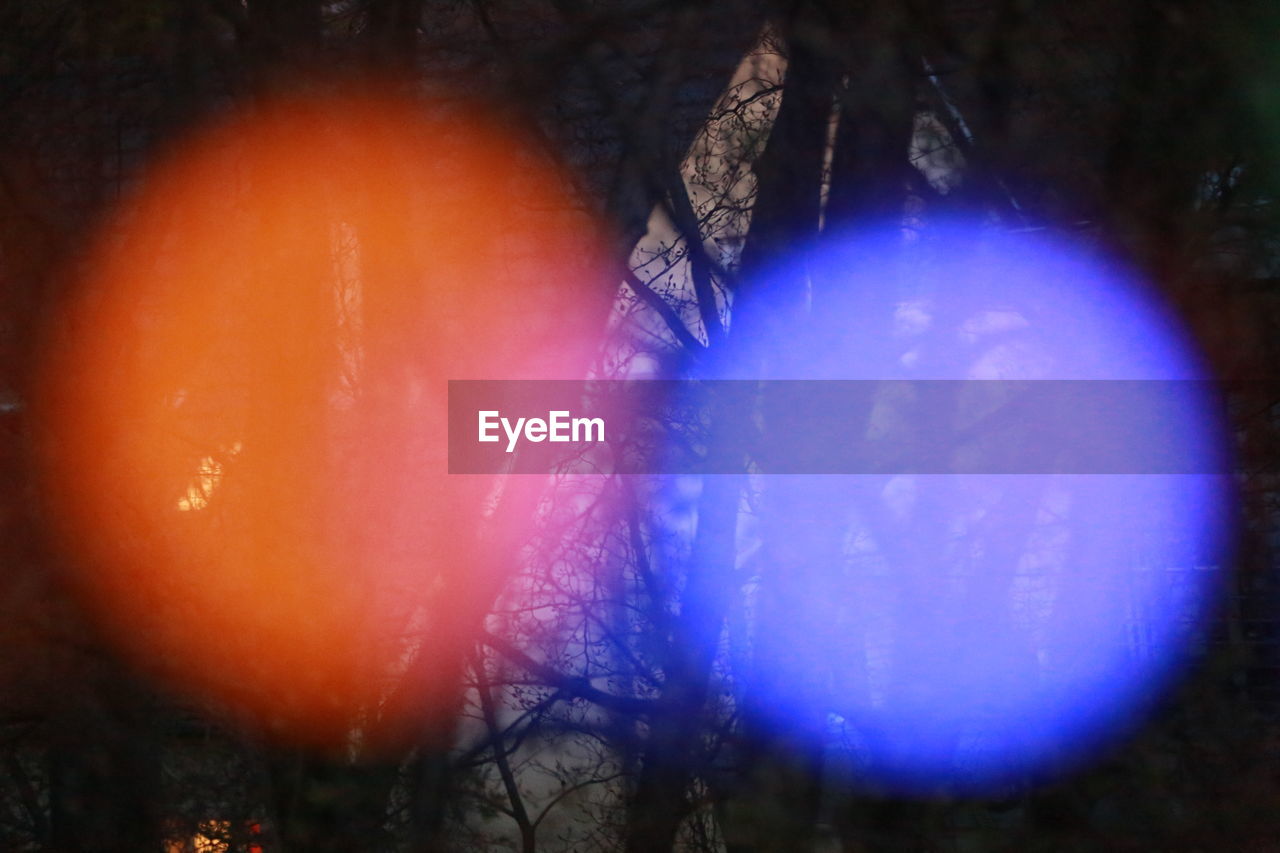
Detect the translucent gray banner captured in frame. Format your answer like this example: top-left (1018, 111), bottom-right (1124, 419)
top-left (447, 380), bottom-right (1232, 475)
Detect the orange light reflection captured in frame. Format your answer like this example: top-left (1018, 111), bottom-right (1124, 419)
top-left (37, 87), bottom-right (604, 751)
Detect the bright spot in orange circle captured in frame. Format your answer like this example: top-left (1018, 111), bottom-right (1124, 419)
top-left (36, 88), bottom-right (606, 750)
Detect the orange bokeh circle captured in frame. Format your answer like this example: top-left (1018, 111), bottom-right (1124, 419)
top-left (36, 88), bottom-right (606, 750)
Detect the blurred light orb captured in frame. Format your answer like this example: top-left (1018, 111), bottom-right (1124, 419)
top-left (721, 221), bottom-right (1233, 793)
top-left (37, 87), bottom-right (604, 750)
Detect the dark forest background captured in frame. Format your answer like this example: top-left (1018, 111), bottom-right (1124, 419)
top-left (2, 1), bottom-right (1280, 850)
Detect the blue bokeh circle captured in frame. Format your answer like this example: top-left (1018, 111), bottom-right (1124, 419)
top-left (697, 219), bottom-right (1234, 793)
